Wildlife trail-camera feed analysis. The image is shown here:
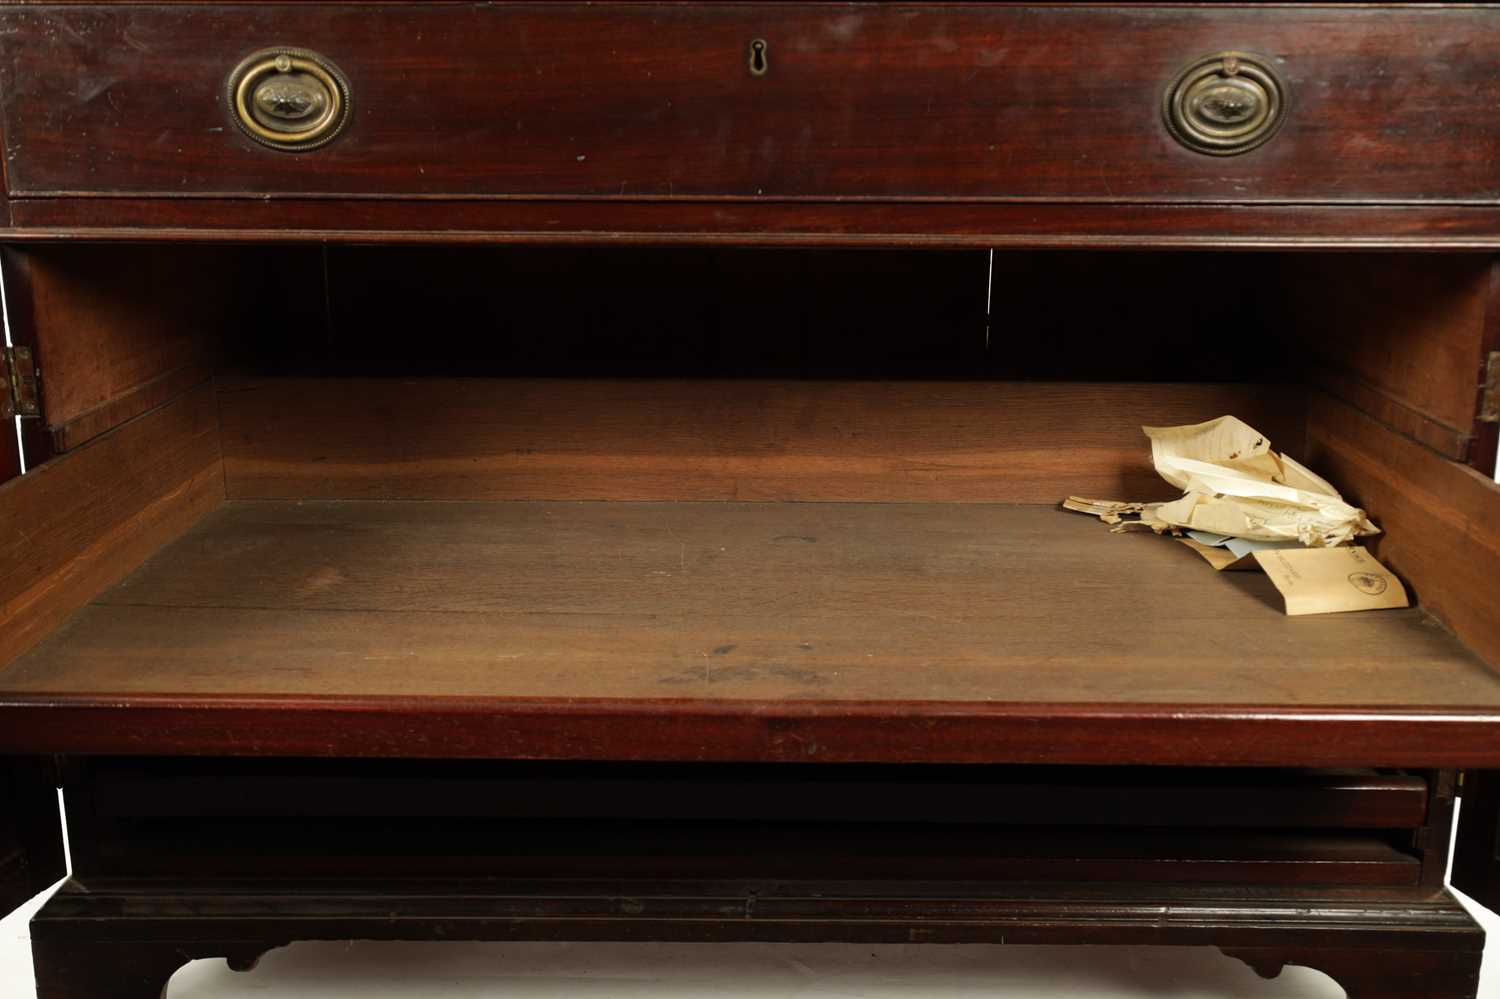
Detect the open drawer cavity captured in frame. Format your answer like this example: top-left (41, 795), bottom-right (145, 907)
top-left (0, 245), bottom-right (1497, 767)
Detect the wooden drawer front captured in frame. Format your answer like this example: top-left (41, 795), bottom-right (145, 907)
top-left (72, 761), bottom-right (1428, 886)
top-left (88, 761), bottom-right (1429, 830)
top-left (3, 4), bottom-right (1499, 202)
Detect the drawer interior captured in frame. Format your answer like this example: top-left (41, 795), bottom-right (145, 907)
top-left (1, 244), bottom-right (1498, 765)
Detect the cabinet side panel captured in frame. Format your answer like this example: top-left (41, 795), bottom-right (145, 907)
top-left (1, 245), bottom-right (261, 452)
top-left (0, 385), bottom-right (224, 668)
top-left (1305, 392), bottom-right (1500, 672)
top-left (1278, 255), bottom-right (1494, 463)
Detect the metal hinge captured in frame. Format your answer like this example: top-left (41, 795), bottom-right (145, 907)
top-left (0, 345), bottom-right (40, 420)
top-left (1482, 351), bottom-right (1500, 424)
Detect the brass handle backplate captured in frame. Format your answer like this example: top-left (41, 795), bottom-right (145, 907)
top-left (227, 47), bottom-right (350, 151)
top-left (1164, 52), bottom-right (1285, 156)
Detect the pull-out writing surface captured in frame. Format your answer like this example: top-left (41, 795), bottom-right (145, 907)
top-left (3, 499), bottom-right (1499, 765)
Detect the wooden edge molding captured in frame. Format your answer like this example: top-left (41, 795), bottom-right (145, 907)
top-left (0, 385), bottom-right (224, 667)
top-left (29, 878), bottom-right (1484, 947)
top-left (1, 696), bottom-right (1500, 767)
top-left (24, 878), bottom-right (1482, 997)
top-left (11, 202), bottom-right (1500, 248)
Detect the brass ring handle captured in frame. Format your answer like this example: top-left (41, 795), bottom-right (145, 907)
top-left (1164, 52), bottom-right (1286, 156)
top-left (227, 47), bottom-right (351, 151)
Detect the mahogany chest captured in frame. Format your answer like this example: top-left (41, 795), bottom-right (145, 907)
top-left (2, 3), bottom-right (1500, 996)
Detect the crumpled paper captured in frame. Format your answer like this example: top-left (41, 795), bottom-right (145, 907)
top-left (1065, 416), bottom-right (1379, 547)
top-left (1062, 417), bottom-right (1400, 613)
top-left (1142, 416), bottom-right (1378, 547)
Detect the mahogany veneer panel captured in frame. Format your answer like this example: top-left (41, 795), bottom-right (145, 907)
top-left (2, 499), bottom-right (1495, 711)
top-left (218, 379), bottom-right (1304, 503)
top-left (4, 5), bottom-right (1500, 203)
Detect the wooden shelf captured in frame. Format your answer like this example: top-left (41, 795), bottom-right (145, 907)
top-left (2, 500), bottom-right (1499, 765)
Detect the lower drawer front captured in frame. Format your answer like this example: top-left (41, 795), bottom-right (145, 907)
top-left (69, 761), bottom-right (1427, 886)
top-left (85, 821), bottom-right (1421, 886)
top-left (3, 4), bottom-right (1499, 202)
top-left (88, 761), bottom-right (1429, 829)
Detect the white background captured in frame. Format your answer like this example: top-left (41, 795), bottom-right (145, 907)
top-left (0, 803), bottom-right (1494, 999)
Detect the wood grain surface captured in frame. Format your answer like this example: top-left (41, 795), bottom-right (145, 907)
top-left (5, 5), bottom-right (1500, 204)
top-left (0, 385), bottom-right (224, 667)
top-left (3, 499), bottom-right (1494, 710)
top-left (218, 379), bottom-right (1304, 502)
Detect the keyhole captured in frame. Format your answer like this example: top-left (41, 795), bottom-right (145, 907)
top-left (749, 39), bottom-right (769, 76)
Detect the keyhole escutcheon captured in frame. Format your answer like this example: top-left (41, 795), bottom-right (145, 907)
top-left (749, 39), bottom-right (769, 76)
